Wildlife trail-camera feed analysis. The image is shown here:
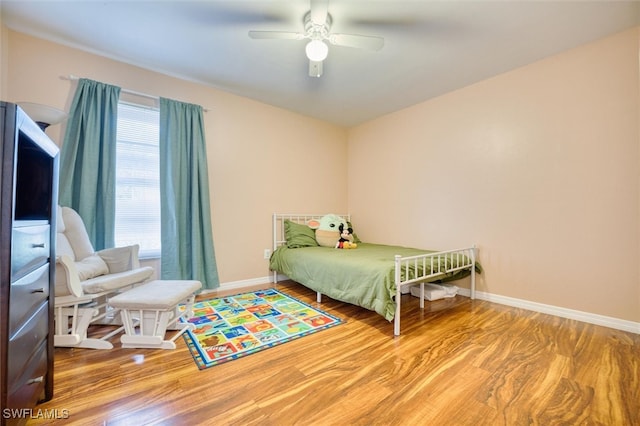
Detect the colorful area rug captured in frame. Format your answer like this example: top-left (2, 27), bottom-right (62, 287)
top-left (182, 288), bottom-right (343, 369)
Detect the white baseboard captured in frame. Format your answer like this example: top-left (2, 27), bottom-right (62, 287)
top-left (458, 288), bottom-right (640, 335)
top-left (200, 275), bottom-right (273, 295)
top-left (211, 277), bottom-right (640, 335)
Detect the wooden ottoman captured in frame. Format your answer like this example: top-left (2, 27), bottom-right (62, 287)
top-left (108, 279), bottom-right (201, 349)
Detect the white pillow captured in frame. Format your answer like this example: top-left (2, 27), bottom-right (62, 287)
top-left (75, 255), bottom-right (109, 281)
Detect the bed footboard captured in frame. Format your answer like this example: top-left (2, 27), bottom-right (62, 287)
top-left (393, 246), bottom-right (477, 336)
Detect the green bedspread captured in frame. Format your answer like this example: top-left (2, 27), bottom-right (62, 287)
top-left (269, 243), bottom-right (477, 321)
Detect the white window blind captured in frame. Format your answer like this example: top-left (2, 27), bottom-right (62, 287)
top-left (115, 102), bottom-right (161, 258)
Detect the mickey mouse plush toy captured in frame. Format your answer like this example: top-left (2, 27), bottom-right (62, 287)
top-left (336, 223), bottom-right (357, 249)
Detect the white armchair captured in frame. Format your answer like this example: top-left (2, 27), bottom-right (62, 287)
top-left (54, 206), bottom-right (154, 349)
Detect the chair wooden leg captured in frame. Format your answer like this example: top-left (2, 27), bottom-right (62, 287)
top-left (54, 305), bottom-right (115, 350)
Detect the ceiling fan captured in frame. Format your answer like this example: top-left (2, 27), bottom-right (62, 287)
top-left (248, 0), bottom-right (384, 78)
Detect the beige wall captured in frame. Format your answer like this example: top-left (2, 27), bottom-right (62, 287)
top-left (5, 25), bottom-right (639, 324)
top-left (348, 28), bottom-right (640, 323)
top-left (4, 30), bottom-right (348, 285)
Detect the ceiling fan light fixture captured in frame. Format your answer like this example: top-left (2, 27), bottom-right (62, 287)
top-left (305, 39), bottom-right (328, 62)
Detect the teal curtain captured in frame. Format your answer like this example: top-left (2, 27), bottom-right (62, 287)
top-left (159, 98), bottom-right (219, 290)
top-left (58, 78), bottom-right (121, 250)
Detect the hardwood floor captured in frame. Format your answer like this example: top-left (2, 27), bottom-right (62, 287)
top-left (26, 281), bottom-right (639, 426)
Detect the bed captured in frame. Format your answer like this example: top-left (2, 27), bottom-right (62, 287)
top-left (269, 213), bottom-right (480, 336)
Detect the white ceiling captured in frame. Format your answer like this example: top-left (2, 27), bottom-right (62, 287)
top-left (2, 1), bottom-right (639, 127)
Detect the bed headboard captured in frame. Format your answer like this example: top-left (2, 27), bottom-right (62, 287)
top-left (272, 213), bottom-right (351, 251)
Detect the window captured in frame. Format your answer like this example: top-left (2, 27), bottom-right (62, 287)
top-left (115, 102), bottom-right (161, 258)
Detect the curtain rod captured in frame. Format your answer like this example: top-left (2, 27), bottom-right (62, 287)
top-left (61, 74), bottom-right (210, 112)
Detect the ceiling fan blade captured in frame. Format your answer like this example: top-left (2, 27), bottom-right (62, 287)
top-left (328, 34), bottom-right (384, 51)
top-left (309, 60), bottom-right (323, 78)
top-left (248, 30), bottom-right (304, 40)
top-left (310, 0), bottom-right (329, 25)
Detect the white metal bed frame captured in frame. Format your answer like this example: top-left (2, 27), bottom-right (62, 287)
top-left (272, 213), bottom-right (477, 336)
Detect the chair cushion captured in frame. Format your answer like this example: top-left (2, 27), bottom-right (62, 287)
top-left (57, 233), bottom-right (76, 260)
top-left (108, 280), bottom-right (202, 310)
top-left (75, 254), bottom-right (109, 281)
top-left (60, 206), bottom-right (96, 261)
top-left (98, 245), bottom-right (140, 273)
top-left (81, 266), bottom-right (154, 294)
